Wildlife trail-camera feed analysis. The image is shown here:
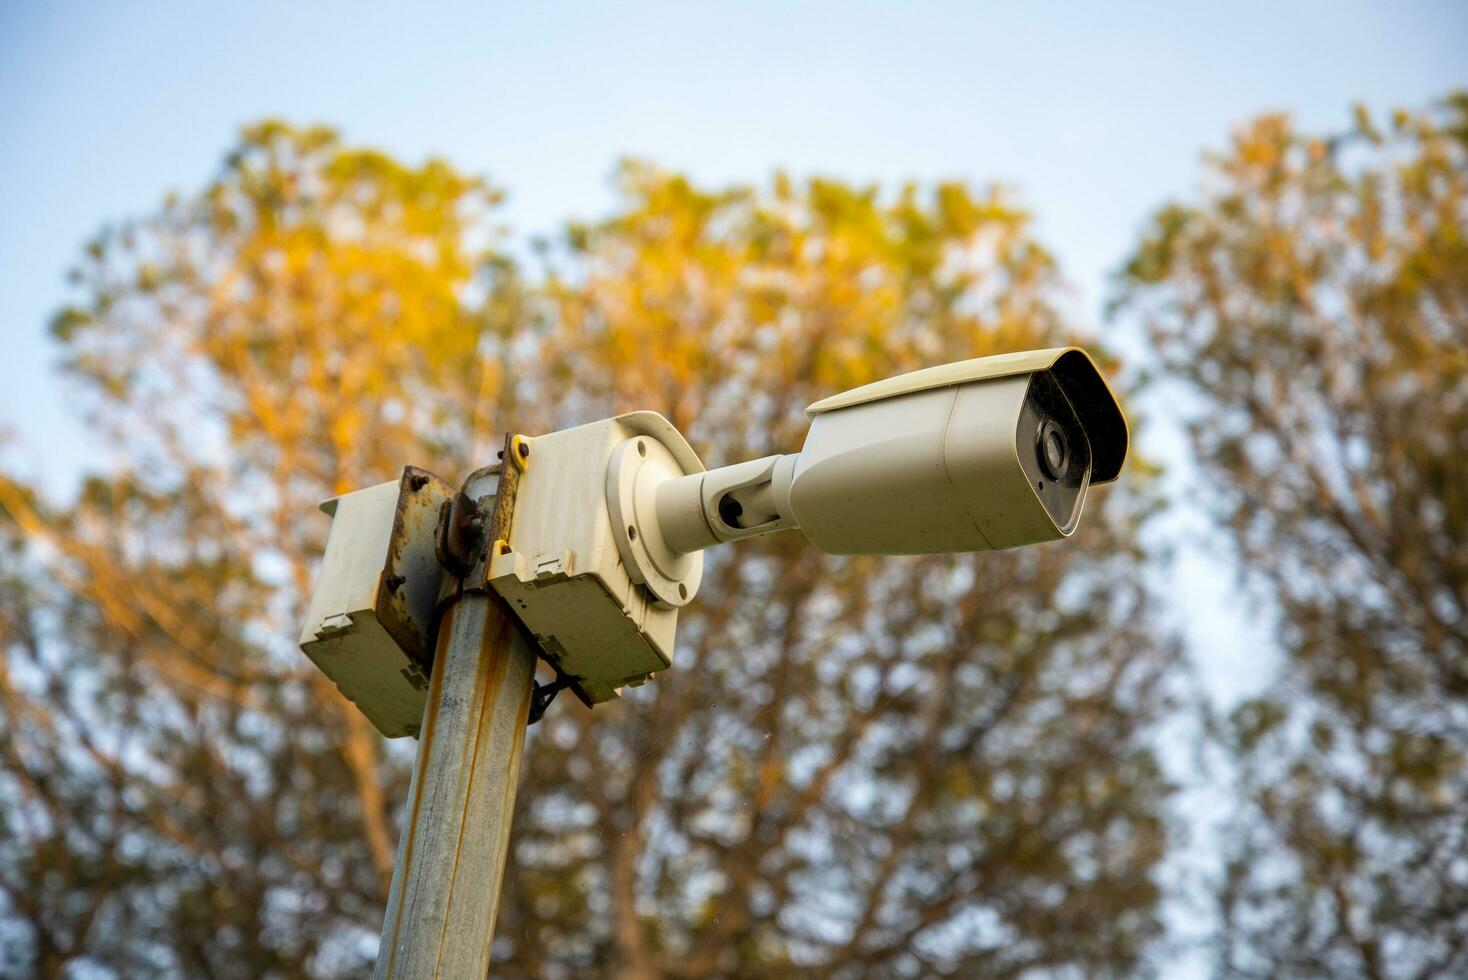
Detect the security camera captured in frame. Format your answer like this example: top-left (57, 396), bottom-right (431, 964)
top-left (300, 347), bottom-right (1128, 731)
top-left (652, 346), bottom-right (1128, 557)
top-left (491, 346), bottom-right (1126, 707)
top-left (535, 346), bottom-right (1126, 700)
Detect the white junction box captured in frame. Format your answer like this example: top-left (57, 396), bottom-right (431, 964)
top-left (299, 413), bottom-right (709, 734)
top-left (488, 411), bottom-right (705, 705)
top-left (299, 467), bottom-right (453, 737)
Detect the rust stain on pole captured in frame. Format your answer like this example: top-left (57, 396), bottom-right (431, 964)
top-left (375, 593), bottom-right (537, 979)
top-left (374, 434), bottom-right (538, 979)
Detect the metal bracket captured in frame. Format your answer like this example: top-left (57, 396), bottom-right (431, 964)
top-left (527, 674), bottom-right (569, 726)
top-left (434, 490), bottom-right (483, 578)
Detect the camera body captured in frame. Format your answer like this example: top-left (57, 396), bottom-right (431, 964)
top-left (785, 346), bottom-right (1126, 553)
top-left (656, 346), bottom-right (1128, 557)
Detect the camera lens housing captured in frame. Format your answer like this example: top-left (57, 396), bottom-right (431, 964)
top-left (1018, 372), bottom-right (1092, 534)
top-left (1038, 420), bottom-right (1068, 480)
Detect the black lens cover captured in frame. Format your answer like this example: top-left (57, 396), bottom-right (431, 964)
top-left (1017, 372), bottom-right (1092, 532)
top-left (1038, 419), bottom-right (1069, 480)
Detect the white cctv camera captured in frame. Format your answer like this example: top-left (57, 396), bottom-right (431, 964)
top-left (301, 347), bottom-right (1128, 732)
top-left (647, 346), bottom-right (1128, 558)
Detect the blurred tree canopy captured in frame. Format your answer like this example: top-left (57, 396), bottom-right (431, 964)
top-left (1119, 93), bottom-right (1468, 978)
top-left (0, 122), bottom-right (1177, 977)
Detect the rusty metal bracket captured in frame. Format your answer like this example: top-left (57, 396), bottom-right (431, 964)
top-left (422, 431), bottom-right (568, 729)
top-left (487, 434), bottom-right (529, 541)
top-left (433, 435), bottom-right (531, 583)
top-left (430, 433), bottom-right (537, 639)
top-left (375, 466), bottom-right (457, 682)
top-left (434, 490), bottom-right (483, 578)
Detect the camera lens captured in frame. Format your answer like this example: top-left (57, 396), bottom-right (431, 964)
top-left (1037, 419), bottom-right (1068, 480)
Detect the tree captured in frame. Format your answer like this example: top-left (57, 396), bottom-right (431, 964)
top-left (0, 121), bottom-right (512, 977)
top-left (0, 123), bottom-right (1177, 977)
top-left (1118, 93), bottom-right (1468, 978)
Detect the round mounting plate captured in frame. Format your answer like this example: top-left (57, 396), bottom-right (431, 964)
top-left (606, 436), bottom-right (703, 608)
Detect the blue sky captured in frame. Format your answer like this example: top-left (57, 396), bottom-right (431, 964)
top-left (3, 0), bottom-right (1462, 696)
top-left (2, 1), bottom-right (1463, 487)
top-left (1, 3), bottom-right (1464, 968)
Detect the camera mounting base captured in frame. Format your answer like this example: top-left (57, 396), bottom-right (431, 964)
top-left (605, 434), bottom-right (703, 608)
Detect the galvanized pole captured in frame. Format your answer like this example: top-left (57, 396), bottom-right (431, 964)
top-left (374, 451), bottom-right (537, 979)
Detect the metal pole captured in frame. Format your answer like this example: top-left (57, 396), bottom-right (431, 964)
top-left (374, 455), bottom-right (536, 978)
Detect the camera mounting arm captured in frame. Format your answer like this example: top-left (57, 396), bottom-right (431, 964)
top-left (644, 454), bottom-right (799, 556)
